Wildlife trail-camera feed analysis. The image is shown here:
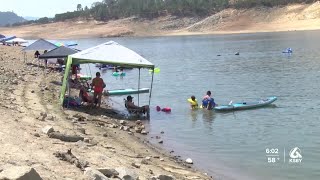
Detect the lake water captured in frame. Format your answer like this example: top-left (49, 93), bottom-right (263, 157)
top-left (69, 31), bottom-right (320, 180)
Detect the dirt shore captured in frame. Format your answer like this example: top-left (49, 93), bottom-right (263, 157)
top-left (0, 45), bottom-right (211, 179)
top-left (2, 2), bottom-right (320, 39)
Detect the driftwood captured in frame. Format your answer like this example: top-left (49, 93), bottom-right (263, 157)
top-left (48, 132), bottom-right (84, 142)
top-left (54, 149), bottom-right (88, 170)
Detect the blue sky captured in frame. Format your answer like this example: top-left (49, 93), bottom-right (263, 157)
top-left (0, 0), bottom-right (99, 18)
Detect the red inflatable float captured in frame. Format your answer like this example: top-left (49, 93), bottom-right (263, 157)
top-left (156, 106), bottom-right (171, 112)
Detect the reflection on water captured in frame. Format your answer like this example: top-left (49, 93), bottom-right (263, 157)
top-left (202, 110), bottom-right (216, 129)
top-left (189, 110), bottom-right (198, 121)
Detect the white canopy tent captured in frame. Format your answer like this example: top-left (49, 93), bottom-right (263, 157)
top-left (60, 41), bottom-right (155, 107)
top-left (5, 37), bottom-right (28, 44)
top-left (69, 41), bottom-right (154, 68)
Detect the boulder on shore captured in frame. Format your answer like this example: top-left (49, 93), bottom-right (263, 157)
top-left (0, 166), bottom-right (43, 180)
top-left (84, 167), bottom-right (109, 180)
top-left (115, 167), bottom-right (139, 180)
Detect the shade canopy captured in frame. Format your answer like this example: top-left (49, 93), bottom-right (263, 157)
top-left (0, 36), bottom-right (16, 42)
top-left (39, 46), bottom-right (78, 59)
top-left (6, 37), bottom-right (28, 44)
top-left (70, 41), bottom-right (154, 68)
top-left (60, 41), bottom-right (155, 104)
top-left (23, 38), bottom-right (57, 51)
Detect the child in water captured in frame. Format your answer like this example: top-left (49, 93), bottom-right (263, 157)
top-left (202, 91), bottom-right (216, 110)
top-left (188, 95), bottom-right (199, 109)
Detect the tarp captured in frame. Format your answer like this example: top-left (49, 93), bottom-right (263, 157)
top-left (39, 46), bottom-right (78, 59)
top-left (60, 41), bottom-right (155, 104)
top-left (22, 38), bottom-right (57, 51)
top-left (70, 41), bottom-right (154, 68)
top-left (6, 37), bottom-right (28, 44)
top-left (0, 36), bottom-right (16, 42)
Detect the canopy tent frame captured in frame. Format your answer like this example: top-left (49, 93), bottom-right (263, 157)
top-left (138, 68), bottom-right (141, 106)
top-left (59, 41), bottom-right (155, 113)
top-left (60, 56), bottom-right (155, 109)
top-left (22, 38), bottom-right (58, 63)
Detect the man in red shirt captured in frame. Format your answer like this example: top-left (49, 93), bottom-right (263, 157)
top-left (91, 72), bottom-right (105, 107)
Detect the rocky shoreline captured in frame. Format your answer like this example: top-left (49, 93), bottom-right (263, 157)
top-left (0, 45), bottom-right (211, 179)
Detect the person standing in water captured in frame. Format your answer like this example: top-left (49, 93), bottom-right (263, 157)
top-left (188, 95), bottom-right (199, 109)
top-left (202, 91), bottom-right (217, 110)
top-left (91, 72), bottom-right (106, 107)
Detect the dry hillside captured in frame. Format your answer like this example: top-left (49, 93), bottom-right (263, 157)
top-left (1, 2), bottom-right (320, 39)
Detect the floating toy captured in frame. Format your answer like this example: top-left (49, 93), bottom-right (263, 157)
top-left (156, 106), bottom-right (171, 112)
top-left (161, 107), bottom-right (171, 112)
top-left (112, 72), bottom-right (126, 76)
top-left (282, 48), bottom-right (293, 53)
top-left (149, 67), bottom-right (160, 74)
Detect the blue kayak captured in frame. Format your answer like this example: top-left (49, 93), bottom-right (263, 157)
top-left (214, 97), bottom-right (277, 111)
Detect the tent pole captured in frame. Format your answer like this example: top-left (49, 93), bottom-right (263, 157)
top-left (60, 56), bottom-right (72, 105)
top-left (138, 68), bottom-right (141, 106)
top-left (148, 67), bottom-right (155, 106)
top-left (67, 72), bottom-right (70, 108)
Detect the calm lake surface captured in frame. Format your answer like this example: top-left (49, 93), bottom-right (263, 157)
top-left (69, 31), bottom-right (320, 180)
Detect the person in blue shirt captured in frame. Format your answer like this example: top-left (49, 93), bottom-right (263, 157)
top-left (202, 91), bottom-right (216, 110)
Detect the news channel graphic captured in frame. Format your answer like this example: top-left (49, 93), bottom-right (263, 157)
top-left (266, 147), bottom-right (302, 164)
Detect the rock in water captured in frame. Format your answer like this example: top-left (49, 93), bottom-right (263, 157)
top-left (0, 166), bottom-right (43, 180)
top-left (186, 158), bottom-right (193, 164)
top-left (84, 167), bottom-right (109, 180)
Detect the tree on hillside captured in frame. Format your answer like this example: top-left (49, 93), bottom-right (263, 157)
top-left (77, 4), bottom-right (82, 11)
top-left (37, 17), bottom-right (49, 24)
top-left (13, 0), bottom-right (320, 26)
top-left (82, 6), bottom-right (91, 20)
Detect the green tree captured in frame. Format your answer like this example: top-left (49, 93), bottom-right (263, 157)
top-left (77, 4), bottom-right (82, 11)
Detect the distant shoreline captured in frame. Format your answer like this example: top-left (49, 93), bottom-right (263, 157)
top-left (1, 3), bottom-right (320, 39)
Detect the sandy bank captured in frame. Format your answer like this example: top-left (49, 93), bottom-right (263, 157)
top-left (1, 2), bottom-right (320, 39)
top-left (0, 46), bottom-right (211, 179)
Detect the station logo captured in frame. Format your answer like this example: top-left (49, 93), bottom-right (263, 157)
top-left (289, 147), bottom-right (302, 163)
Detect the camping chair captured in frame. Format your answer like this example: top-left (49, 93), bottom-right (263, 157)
top-left (124, 99), bottom-right (147, 119)
top-left (124, 99), bottom-right (141, 114)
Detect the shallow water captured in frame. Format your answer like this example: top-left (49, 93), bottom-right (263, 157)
top-left (70, 31), bottom-right (320, 180)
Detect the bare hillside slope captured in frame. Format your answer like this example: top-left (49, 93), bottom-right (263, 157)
top-left (1, 2), bottom-right (320, 39)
